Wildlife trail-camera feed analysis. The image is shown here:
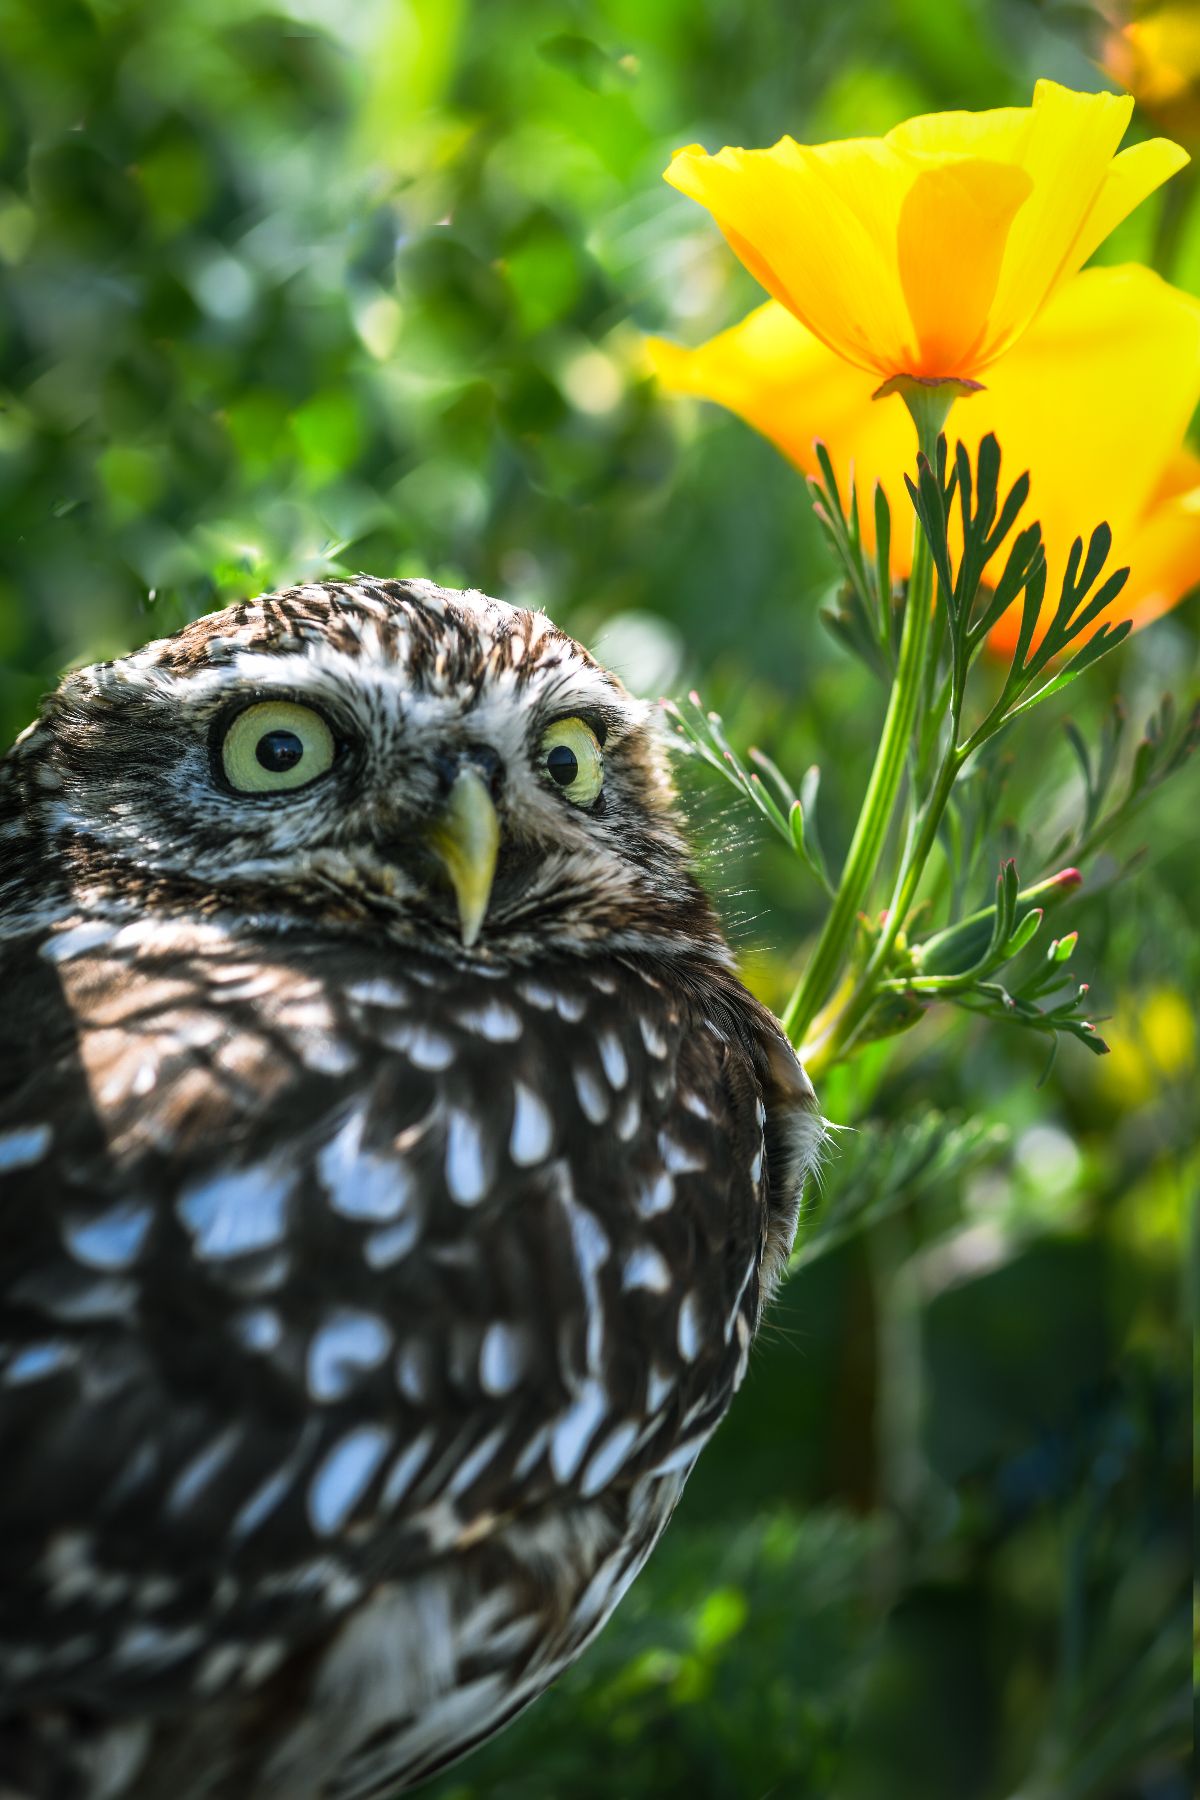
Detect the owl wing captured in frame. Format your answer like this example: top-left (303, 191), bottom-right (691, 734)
top-left (0, 920), bottom-right (819, 1717)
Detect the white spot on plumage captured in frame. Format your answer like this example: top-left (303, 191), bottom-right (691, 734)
top-left (318, 1107), bottom-right (411, 1222)
top-left (621, 1244), bottom-right (672, 1294)
top-left (394, 1338), bottom-right (433, 1405)
top-left (167, 1427), bottom-right (241, 1516)
top-left (344, 977), bottom-right (410, 1007)
top-left (457, 999), bottom-right (522, 1042)
top-left (39, 920), bottom-right (115, 963)
top-left (363, 1217), bottom-right (421, 1268)
top-left (509, 1082), bottom-right (553, 1167)
top-left (447, 1424), bottom-right (507, 1497)
top-left (295, 1031), bottom-right (358, 1075)
top-left (4, 1341), bottom-right (74, 1386)
top-left (513, 1422), bottom-right (552, 1479)
top-left (195, 1644), bottom-right (244, 1696)
top-left (381, 1426), bottom-right (436, 1508)
top-left (646, 1363), bottom-right (675, 1413)
top-left (239, 1640), bottom-right (286, 1687)
top-left (383, 1022), bottom-right (456, 1071)
top-left (308, 1426), bottom-right (392, 1536)
top-left (638, 1014), bottom-right (669, 1059)
top-left (517, 979), bottom-right (556, 1011)
top-left (307, 1310), bottom-right (394, 1403)
top-left (648, 1433), bottom-right (710, 1476)
top-left (231, 1425), bottom-right (320, 1540)
top-left (596, 1029), bottom-right (628, 1088)
top-left (733, 1312), bottom-right (752, 1390)
top-left (559, 1190), bottom-right (609, 1373)
top-left (445, 1108), bottom-right (489, 1205)
top-left (684, 1091), bottom-right (715, 1120)
top-left (63, 1200), bottom-right (153, 1271)
top-left (554, 990), bottom-right (587, 1023)
top-left (750, 1143), bottom-right (764, 1185)
top-left (659, 1131), bottom-right (706, 1175)
top-left (725, 1253), bottom-right (759, 1341)
top-left (676, 1291), bottom-right (703, 1363)
top-left (614, 1093), bottom-right (641, 1142)
top-left (0, 1123), bottom-right (51, 1171)
top-left (231, 1307), bottom-right (282, 1354)
top-left (580, 1419), bottom-right (640, 1497)
top-left (115, 1622), bottom-right (204, 1671)
top-left (479, 1321), bottom-right (527, 1396)
top-left (572, 1064), bottom-right (610, 1125)
top-left (549, 1376), bottom-right (609, 1483)
top-left (635, 1172), bottom-right (674, 1217)
top-left (177, 1164), bottom-right (293, 1260)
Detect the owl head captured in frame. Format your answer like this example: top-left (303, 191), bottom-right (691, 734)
top-left (5, 578), bottom-right (724, 967)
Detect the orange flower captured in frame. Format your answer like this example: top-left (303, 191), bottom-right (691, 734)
top-left (664, 80), bottom-right (1187, 384)
top-left (648, 264), bottom-right (1200, 648)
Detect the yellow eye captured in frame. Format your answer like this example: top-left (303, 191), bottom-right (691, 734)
top-left (220, 701), bottom-right (336, 795)
top-left (540, 717), bottom-right (603, 807)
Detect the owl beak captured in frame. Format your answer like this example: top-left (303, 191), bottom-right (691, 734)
top-left (427, 765), bottom-right (500, 948)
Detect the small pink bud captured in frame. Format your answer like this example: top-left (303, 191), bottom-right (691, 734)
top-left (1051, 867), bottom-right (1083, 891)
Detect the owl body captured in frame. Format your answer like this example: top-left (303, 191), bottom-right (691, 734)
top-left (0, 580), bottom-right (821, 1799)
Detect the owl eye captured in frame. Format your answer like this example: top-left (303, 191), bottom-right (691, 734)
top-left (540, 718), bottom-right (604, 807)
top-left (220, 701), bottom-right (336, 796)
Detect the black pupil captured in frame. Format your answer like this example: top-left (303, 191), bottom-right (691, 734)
top-left (546, 743), bottom-right (578, 787)
top-left (255, 729), bottom-right (305, 773)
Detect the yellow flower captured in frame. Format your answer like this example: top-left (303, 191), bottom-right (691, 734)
top-left (664, 80), bottom-right (1187, 383)
top-left (647, 264), bottom-right (1200, 648)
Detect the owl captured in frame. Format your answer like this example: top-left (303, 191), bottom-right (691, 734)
top-left (0, 578), bottom-right (822, 1800)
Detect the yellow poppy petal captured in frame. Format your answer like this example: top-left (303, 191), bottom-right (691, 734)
top-left (665, 138), bottom-right (916, 375)
top-left (1067, 135), bottom-right (1192, 273)
top-left (895, 159), bottom-right (1033, 375)
top-left (665, 81), bottom-right (1188, 385)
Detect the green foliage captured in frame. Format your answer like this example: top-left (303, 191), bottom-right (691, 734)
top-left (0, 1), bottom-right (1193, 1796)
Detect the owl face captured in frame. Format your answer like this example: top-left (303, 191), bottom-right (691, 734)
top-left (20, 578), bottom-right (714, 965)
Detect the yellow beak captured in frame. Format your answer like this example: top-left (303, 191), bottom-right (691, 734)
top-left (427, 765), bottom-right (500, 949)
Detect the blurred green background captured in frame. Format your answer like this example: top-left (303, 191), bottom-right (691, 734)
top-left (0, 0), bottom-right (1193, 1795)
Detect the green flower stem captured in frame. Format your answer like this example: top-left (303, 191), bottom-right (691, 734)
top-left (782, 385), bottom-right (953, 1047)
top-left (805, 743), bottom-right (965, 1067)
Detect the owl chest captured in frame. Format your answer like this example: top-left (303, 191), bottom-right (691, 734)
top-left (199, 952), bottom-right (764, 1394)
top-left (24, 939), bottom-right (768, 1504)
